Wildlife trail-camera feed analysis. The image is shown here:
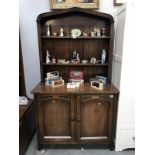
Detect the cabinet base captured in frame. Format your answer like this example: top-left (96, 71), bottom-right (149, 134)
top-left (37, 144), bottom-right (115, 151)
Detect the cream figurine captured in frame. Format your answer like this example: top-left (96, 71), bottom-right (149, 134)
top-left (46, 25), bottom-right (51, 36)
top-left (46, 50), bottom-right (51, 64)
top-left (59, 28), bottom-right (64, 37)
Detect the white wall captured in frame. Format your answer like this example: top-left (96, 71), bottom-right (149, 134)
top-left (112, 4), bottom-right (126, 89)
top-left (19, 0), bottom-right (119, 98)
top-left (99, 0), bottom-right (117, 16)
top-left (19, 0), bottom-right (50, 98)
top-left (115, 2), bottom-right (135, 151)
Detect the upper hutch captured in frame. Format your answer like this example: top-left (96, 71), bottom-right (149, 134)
top-left (32, 8), bottom-right (119, 150)
top-left (37, 7), bottom-right (114, 83)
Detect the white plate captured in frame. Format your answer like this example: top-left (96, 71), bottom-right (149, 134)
top-left (71, 29), bottom-right (81, 37)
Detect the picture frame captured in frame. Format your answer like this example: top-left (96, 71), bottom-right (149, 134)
top-left (114, 0), bottom-right (123, 6)
top-left (50, 0), bottom-right (99, 10)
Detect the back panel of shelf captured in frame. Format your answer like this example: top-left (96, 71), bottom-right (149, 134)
top-left (42, 38), bottom-right (110, 62)
top-left (43, 65), bottom-right (108, 82)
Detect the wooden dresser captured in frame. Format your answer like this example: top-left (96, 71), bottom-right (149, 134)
top-left (32, 8), bottom-right (119, 150)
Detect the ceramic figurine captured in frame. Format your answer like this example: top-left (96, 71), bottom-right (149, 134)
top-left (83, 32), bottom-right (88, 37)
top-left (59, 28), bottom-right (64, 37)
top-left (46, 25), bottom-right (51, 36)
top-left (52, 56), bottom-right (56, 63)
top-left (91, 31), bottom-right (96, 37)
top-left (46, 50), bottom-right (51, 63)
top-left (53, 32), bottom-right (57, 36)
top-left (102, 27), bottom-right (106, 36)
top-left (101, 49), bottom-right (106, 64)
top-left (72, 50), bottom-right (77, 60)
top-left (90, 57), bottom-right (97, 64)
top-left (97, 28), bottom-right (101, 37)
top-left (76, 53), bottom-right (80, 63)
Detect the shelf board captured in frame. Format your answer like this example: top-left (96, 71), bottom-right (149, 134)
top-left (41, 36), bottom-right (110, 39)
top-left (42, 63), bottom-right (108, 66)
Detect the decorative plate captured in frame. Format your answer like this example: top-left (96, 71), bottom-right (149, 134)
top-left (71, 29), bottom-right (81, 38)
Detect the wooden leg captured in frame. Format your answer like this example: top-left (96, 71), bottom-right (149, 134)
top-left (110, 143), bottom-right (114, 151)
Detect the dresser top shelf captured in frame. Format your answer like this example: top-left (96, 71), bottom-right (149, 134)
top-left (32, 83), bottom-right (119, 95)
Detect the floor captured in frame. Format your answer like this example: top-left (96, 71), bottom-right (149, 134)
top-left (25, 134), bottom-right (135, 155)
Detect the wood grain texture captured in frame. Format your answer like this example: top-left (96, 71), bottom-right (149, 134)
top-left (19, 101), bottom-right (35, 155)
top-left (32, 83), bottom-right (119, 95)
top-left (37, 8), bottom-right (113, 82)
top-left (33, 8), bottom-right (119, 150)
top-left (76, 95), bottom-right (114, 144)
top-left (36, 95), bottom-right (75, 144)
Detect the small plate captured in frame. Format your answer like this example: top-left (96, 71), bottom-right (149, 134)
top-left (81, 60), bottom-right (88, 64)
top-left (71, 29), bottom-right (81, 38)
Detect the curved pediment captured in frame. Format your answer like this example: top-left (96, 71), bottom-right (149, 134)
top-left (37, 7), bottom-right (114, 24)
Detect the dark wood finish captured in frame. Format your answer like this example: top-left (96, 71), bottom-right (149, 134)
top-left (32, 83), bottom-right (118, 149)
top-left (37, 8), bottom-right (114, 23)
top-left (32, 83), bottom-right (118, 95)
top-left (36, 95), bottom-right (74, 143)
top-left (19, 34), bottom-right (35, 155)
top-left (32, 8), bottom-right (119, 150)
top-left (37, 7), bottom-right (114, 83)
top-left (77, 95), bottom-right (113, 143)
top-left (19, 101), bottom-right (35, 155)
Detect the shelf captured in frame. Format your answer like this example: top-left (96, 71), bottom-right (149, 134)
top-left (42, 63), bottom-right (108, 66)
top-left (41, 36), bottom-right (110, 39)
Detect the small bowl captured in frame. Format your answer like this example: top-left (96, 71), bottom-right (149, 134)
top-left (81, 60), bottom-right (88, 64)
top-left (53, 33), bottom-right (57, 36)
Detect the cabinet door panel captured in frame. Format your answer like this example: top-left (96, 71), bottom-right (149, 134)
top-left (77, 95), bottom-right (113, 143)
top-left (37, 95), bottom-right (74, 143)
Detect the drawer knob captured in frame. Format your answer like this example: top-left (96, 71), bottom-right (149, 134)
top-left (52, 100), bottom-right (55, 103)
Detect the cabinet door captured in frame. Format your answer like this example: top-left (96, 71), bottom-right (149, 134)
top-left (37, 95), bottom-right (74, 143)
top-left (77, 95), bottom-right (114, 143)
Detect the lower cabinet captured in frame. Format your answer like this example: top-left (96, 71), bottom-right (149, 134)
top-left (35, 94), bottom-right (117, 150)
